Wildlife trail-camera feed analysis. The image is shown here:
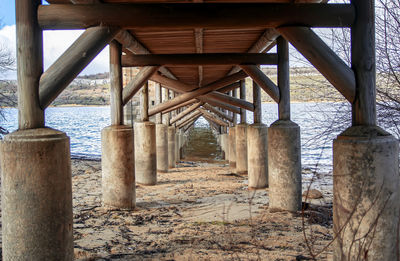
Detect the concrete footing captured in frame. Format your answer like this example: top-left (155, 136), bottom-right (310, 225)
top-left (168, 126), bottom-right (176, 168)
top-left (156, 124), bottom-right (168, 172)
top-left (333, 126), bottom-right (399, 260)
top-left (220, 133), bottom-right (229, 160)
top-left (102, 125), bottom-right (135, 209)
top-left (268, 120), bottom-right (301, 212)
top-left (229, 126), bottom-right (236, 168)
top-left (134, 121), bottom-right (157, 185)
top-left (235, 124), bottom-right (248, 175)
top-left (0, 128), bottom-right (73, 260)
top-left (247, 124), bottom-right (268, 189)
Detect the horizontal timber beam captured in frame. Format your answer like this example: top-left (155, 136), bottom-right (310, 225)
top-left (170, 102), bottom-right (204, 124)
top-left (122, 66), bottom-right (159, 105)
top-left (122, 53), bottom-right (278, 67)
top-left (202, 104), bottom-right (234, 123)
top-left (163, 99), bottom-right (197, 114)
top-left (199, 108), bottom-right (229, 127)
top-left (149, 71), bottom-right (247, 116)
top-left (39, 26), bottom-right (119, 108)
top-left (39, 4), bottom-right (355, 30)
top-left (277, 26), bottom-right (356, 102)
top-left (240, 65), bottom-right (280, 103)
top-left (176, 111), bottom-right (202, 129)
top-left (206, 92), bottom-right (255, 112)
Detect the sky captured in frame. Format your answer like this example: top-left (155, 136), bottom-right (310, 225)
top-left (0, 0), bottom-right (109, 80)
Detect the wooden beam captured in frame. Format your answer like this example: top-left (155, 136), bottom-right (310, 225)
top-left (178, 115), bottom-right (201, 130)
top-left (122, 66), bottom-right (159, 105)
top-left (277, 26), bottom-right (356, 103)
top-left (122, 53), bottom-right (278, 67)
top-left (163, 99), bottom-right (196, 114)
top-left (39, 4), bottom-right (354, 30)
top-left (253, 80), bottom-right (262, 124)
top-left (202, 104), bottom-right (234, 123)
top-left (170, 102), bottom-right (204, 124)
top-left (110, 40), bottom-right (123, 125)
top-left (206, 91), bottom-right (255, 112)
top-left (151, 73), bottom-right (195, 92)
top-left (205, 100), bottom-right (241, 115)
top-left (176, 111), bottom-right (202, 129)
top-left (115, 30), bottom-right (177, 80)
top-left (194, 28), bottom-right (203, 86)
top-left (240, 65), bottom-right (280, 103)
top-left (39, 26), bottom-right (118, 108)
top-left (199, 108), bottom-right (229, 127)
top-left (277, 36), bottom-right (290, 120)
top-left (17, 0), bottom-right (44, 129)
top-left (351, 0), bottom-right (376, 125)
top-left (149, 71), bottom-right (247, 116)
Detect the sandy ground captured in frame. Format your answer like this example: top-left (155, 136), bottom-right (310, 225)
top-left (71, 158), bottom-right (334, 261)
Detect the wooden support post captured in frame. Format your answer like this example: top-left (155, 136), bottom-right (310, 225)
top-left (149, 71), bottom-right (246, 116)
top-left (277, 36), bottom-right (290, 120)
top-left (110, 40), bottom-right (123, 125)
top-left (40, 26), bottom-right (119, 108)
top-left (253, 80), bottom-right (262, 124)
top-left (140, 82), bottom-right (149, 122)
top-left (232, 89), bottom-right (237, 125)
top-left (122, 66), bottom-right (159, 105)
top-left (38, 3), bottom-right (355, 30)
top-left (17, 0), bottom-right (44, 129)
top-left (240, 79), bottom-right (247, 123)
top-left (351, 0), bottom-right (376, 125)
top-left (240, 65), bottom-right (280, 103)
top-left (163, 88), bottom-right (170, 125)
top-left (155, 82), bottom-right (162, 124)
top-left (277, 26), bottom-right (356, 102)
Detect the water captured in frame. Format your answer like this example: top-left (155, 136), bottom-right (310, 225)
top-left (0, 102), bottom-right (364, 173)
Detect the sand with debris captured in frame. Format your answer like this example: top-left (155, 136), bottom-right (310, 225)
top-left (71, 158), bottom-right (334, 261)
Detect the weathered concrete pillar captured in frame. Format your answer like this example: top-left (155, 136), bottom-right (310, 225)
top-left (222, 133), bottom-right (229, 160)
top-left (168, 126), bottom-right (176, 168)
top-left (175, 130), bottom-right (180, 163)
top-left (333, 127), bottom-right (399, 260)
top-left (268, 120), bottom-right (301, 212)
top-left (156, 123), bottom-right (168, 172)
top-left (228, 126), bottom-right (236, 168)
top-left (102, 125), bottom-right (135, 209)
top-left (247, 124), bottom-right (268, 189)
top-left (0, 128), bottom-right (73, 259)
top-left (235, 123), bottom-right (248, 175)
top-left (134, 121), bottom-right (157, 185)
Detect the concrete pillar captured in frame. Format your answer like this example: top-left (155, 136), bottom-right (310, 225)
top-left (235, 123), bottom-right (248, 175)
top-left (247, 124), bottom-right (268, 189)
top-left (168, 126), bottom-right (176, 168)
top-left (134, 121), bottom-right (157, 185)
top-left (0, 128), bottom-right (73, 259)
top-left (220, 133), bottom-right (229, 160)
top-left (268, 120), bottom-right (301, 212)
top-left (175, 130), bottom-right (180, 163)
top-left (229, 126), bottom-right (236, 168)
top-left (102, 125), bottom-right (135, 209)
top-left (156, 123), bottom-right (168, 172)
top-left (333, 126), bottom-right (399, 260)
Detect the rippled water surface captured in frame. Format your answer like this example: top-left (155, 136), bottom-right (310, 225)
top-left (0, 103), bottom-right (361, 173)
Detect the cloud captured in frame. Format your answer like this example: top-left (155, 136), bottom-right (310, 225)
top-left (0, 25), bottom-right (109, 80)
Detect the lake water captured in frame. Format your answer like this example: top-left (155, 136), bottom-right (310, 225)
top-left (0, 102), bottom-right (363, 174)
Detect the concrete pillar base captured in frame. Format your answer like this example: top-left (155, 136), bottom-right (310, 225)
top-left (333, 126), bottom-right (399, 260)
top-left (156, 124), bottom-right (168, 173)
top-left (229, 126), bottom-right (236, 168)
top-left (134, 122), bottom-right (157, 185)
top-left (236, 124), bottom-right (248, 175)
top-left (0, 128), bottom-right (73, 260)
top-left (247, 124), bottom-right (268, 189)
top-left (168, 126), bottom-right (176, 168)
top-left (268, 120), bottom-right (302, 212)
top-left (102, 125), bottom-right (135, 209)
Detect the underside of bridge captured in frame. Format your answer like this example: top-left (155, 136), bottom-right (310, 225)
top-left (0, 0), bottom-right (399, 260)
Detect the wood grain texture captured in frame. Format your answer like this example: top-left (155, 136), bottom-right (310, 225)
top-left (110, 40), bottom-right (123, 125)
top-left (122, 66), bottom-right (159, 105)
top-left (277, 36), bottom-right (290, 120)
